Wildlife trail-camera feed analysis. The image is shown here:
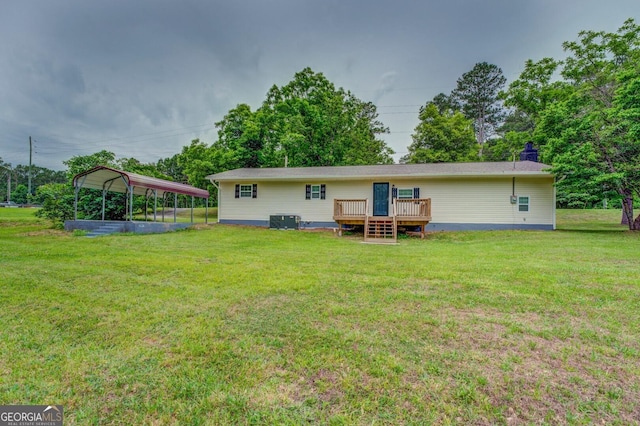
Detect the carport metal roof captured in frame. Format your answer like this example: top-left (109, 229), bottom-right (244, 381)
top-left (72, 165), bottom-right (209, 223)
top-left (73, 166), bottom-right (209, 198)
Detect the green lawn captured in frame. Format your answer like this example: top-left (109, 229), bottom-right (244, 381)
top-left (0, 208), bottom-right (639, 424)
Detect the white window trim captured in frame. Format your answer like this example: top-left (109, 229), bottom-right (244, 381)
top-left (397, 188), bottom-right (414, 199)
top-left (311, 184), bottom-right (321, 199)
top-left (239, 184), bottom-right (253, 198)
top-left (518, 195), bottom-right (530, 212)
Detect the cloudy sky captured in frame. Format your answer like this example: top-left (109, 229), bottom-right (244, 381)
top-left (1, 1), bottom-right (638, 170)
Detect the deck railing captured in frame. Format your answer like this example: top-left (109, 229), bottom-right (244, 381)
top-left (334, 198), bottom-right (431, 219)
top-left (334, 199), bottom-right (368, 218)
top-left (394, 198), bottom-right (432, 218)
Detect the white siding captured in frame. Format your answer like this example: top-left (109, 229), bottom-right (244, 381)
top-left (218, 176), bottom-right (555, 227)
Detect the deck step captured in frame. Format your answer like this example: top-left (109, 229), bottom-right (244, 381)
top-left (364, 216), bottom-right (397, 243)
top-left (86, 223), bottom-right (123, 238)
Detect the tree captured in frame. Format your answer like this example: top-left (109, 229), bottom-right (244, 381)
top-left (34, 183), bottom-right (75, 226)
top-left (213, 104), bottom-right (265, 169)
top-left (537, 19), bottom-right (640, 229)
top-left (11, 184), bottom-right (29, 205)
top-left (64, 150), bottom-right (117, 179)
top-left (214, 67), bottom-right (393, 168)
top-left (430, 92), bottom-right (460, 115)
top-left (402, 103), bottom-right (477, 163)
top-left (452, 62), bottom-right (507, 150)
top-left (157, 154), bottom-right (187, 183)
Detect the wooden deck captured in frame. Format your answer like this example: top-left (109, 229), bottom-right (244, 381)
top-left (333, 198), bottom-right (432, 242)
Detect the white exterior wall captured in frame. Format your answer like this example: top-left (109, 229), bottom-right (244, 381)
top-left (218, 176), bottom-right (555, 229)
top-left (218, 180), bottom-right (373, 223)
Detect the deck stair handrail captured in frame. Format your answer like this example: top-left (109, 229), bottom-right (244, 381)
top-left (394, 198), bottom-right (432, 218)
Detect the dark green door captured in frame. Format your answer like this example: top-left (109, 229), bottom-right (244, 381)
top-left (373, 182), bottom-right (389, 216)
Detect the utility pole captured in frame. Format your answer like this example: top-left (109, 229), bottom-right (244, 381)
top-left (1, 164), bottom-right (10, 203)
top-left (6, 167), bottom-right (10, 203)
top-left (28, 136), bottom-right (33, 197)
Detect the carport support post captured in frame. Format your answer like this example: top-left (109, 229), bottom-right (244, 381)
top-left (74, 186), bottom-right (80, 221)
top-left (191, 196), bottom-right (194, 223)
top-left (101, 189), bottom-right (107, 221)
top-left (153, 190), bottom-right (157, 222)
top-left (174, 193), bottom-right (177, 223)
top-left (162, 194), bottom-right (166, 222)
top-left (73, 174), bottom-right (89, 221)
top-left (129, 186), bottom-right (134, 221)
top-left (205, 198), bottom-right (208, 224)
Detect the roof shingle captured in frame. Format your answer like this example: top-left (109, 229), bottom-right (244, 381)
top-left (206, 161), bottom-right (551, 182)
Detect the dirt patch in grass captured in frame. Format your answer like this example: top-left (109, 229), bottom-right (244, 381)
top-left (422, 307), bottom-right (640, 423)
top-left (19, 229), bottom-right (70, 237)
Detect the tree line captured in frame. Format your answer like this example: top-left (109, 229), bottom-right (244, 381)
top-left (4, 19), bottom-right (638, 229)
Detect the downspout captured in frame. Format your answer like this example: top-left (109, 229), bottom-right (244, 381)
top-left (553, 176), bottom-right (557, 230)
top-left (212, 181), bottom-right (220, 223)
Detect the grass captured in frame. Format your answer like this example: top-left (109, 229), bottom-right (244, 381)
top-left (0, 208), bottom-right (639, 424)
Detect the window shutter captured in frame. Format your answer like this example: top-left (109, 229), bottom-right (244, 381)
top-left (252, 184), bottom-right (258, 199)
top-left (305, 184), bottom-right (311, 200)
top-left (320, 184), bottom-right (326, 200)
top-left (392, 187), bottom-right (398, 203)
top-left (413, 187), bottom-right (420, 199)
top-left (235, 184), bottom-right (240, 199)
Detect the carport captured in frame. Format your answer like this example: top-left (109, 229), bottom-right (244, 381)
top-left (71, 165), bottom-right (210, 223)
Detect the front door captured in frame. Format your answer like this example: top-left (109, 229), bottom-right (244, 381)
top-left (373, 182), bottom-right (389, 216)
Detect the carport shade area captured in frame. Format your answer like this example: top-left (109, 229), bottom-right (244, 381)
top-left (72, 165), bottom-right (210, 223)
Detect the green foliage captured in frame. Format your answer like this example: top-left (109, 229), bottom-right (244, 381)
top-left (482, 131), bottom-right (530, 162)
top-left (34, 183), bottom-right (75, 225)
top-left (63, 149), bottom-right (117, 180)
top-left (212, 67), bottom-right (394, 168)
top-left (0, 157), bottom-right (66, 203)
top-left (11, 184), bottom-right (29, 205)
top-left (544, 19), bottom-right (640, 228)
top-left (213, 104), bottom-right (265, 169)
top-left (156, 154), bottom-right (187, 183)
top-left (502, 18), bottom-right (640, 228)
top-left (403, 103), bottom-right (477, 163)
top-left (451, 62), bottom-right (507, 145)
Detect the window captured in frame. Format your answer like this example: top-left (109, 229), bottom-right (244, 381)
top-left (311, 185), bottom-right (321, 199)
top-left (240, 185), bottom-right (253, 198)
top-left (518, 196), bottom-right (529, 212)
top-left (397, 188), bottom-right (414, 199)
top-left (235, 184), bottom-right (257, 198)
top-left (305, 184), bottom-right (326, 200)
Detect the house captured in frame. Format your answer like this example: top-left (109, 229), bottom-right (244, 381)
top-left (206, 161), bottom-right (555, 241)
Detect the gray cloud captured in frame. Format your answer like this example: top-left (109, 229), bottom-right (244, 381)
top-left (0, 0), bottom-right (638, 169)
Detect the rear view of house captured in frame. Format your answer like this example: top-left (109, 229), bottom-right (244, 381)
top-left (206, 161), bottom-right (555, 241)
